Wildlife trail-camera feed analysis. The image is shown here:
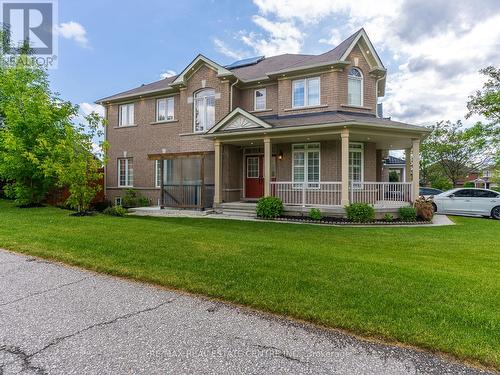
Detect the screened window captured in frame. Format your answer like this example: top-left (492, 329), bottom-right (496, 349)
top-left (119, 103), bottom-right (134, 126)
top-left (194, 89), bottom-right (215, 132)
top-left (348, 68), bottom-right (363, 106)
top-left (292, 143), bottom-right (320, 187)
top-left (155, 160), bottom-right (174, 187)
top-left (156, 97), bottom-right (174, 121)
top-left (254, 88), bottom-right (266, 111)
top-left (349, 143), bottom-right (364, 184)
top-left (292, 77), bottom-right (320, 107)
top-left (118, 158), bottom-right (133, 187)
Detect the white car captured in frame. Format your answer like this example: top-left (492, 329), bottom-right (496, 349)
top-left (432, 188), bottom-right (500, 219)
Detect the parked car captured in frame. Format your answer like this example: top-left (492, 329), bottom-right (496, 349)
top-left (432, 188), bottom-right (500, 219)
top-left (419, 187), bottom-right (443, 198)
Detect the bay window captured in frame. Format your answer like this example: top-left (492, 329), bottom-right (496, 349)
top-left (193, 89), bottom-right (215, 132)
top-left (292, 77), bottom-right (320, 107)
top-left (292, 143), bottom-right (320, 188)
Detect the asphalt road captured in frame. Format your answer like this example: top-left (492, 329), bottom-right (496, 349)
top-left (0, 249), bottom-right (493, 375)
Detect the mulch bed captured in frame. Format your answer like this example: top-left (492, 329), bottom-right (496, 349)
top-left (269, 216), bottom-right (432, 225)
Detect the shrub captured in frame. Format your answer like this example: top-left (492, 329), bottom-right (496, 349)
top-left (463, 181), bottom-right (475, 188)
top-left (256, 196), bottom-right (283, 219)
top-left (414, 197), bottom-right (434, 221)
top-left (103, 205), bottom-right (128, 217)
top-left (383, 213), bottom-right (394, 222)
top-left (122, 188), bottom-right (138, 208)
top-left (345, 203), bottom-right (375, 223)
top-left (309, 208), bottom-right (322, 221)
top-left (431, 178), bottom-right (453, 191)
top-left (398, 206), bottom-right (417, 222)
top-left (138, 196), bottom-right (150, 207)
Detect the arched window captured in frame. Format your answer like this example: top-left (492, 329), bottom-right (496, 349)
top-left (348, 68), bottom-right (363, 106)
top-left (193, 89), bottom-right (215, 132)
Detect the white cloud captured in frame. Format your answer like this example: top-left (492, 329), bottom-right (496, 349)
top-left (55, 21), bottom-right (90, 48)
top-left (160, 70), bottom-right (176, 79)
top-left (213, 38), bottom-right (249, 60)
top-left (79, 102), bottom-right (104, 117)
top-left (319, 29), bottom-right (342, 46)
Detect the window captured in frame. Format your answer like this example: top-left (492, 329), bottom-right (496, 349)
top-left (118, 158), bottom-right (133, 187)
top-left (452, 189), bottom-right (474, 198)
top-left (156, 97), bottom-right (174, 122)
top-left (155, 160), bottom-right (174, 187)
top-left (114, 197), bottom-right (122, 206)
top-left (349, 143), bottom-right (364, 184)
top-left (193, 89), bottom-right (215, 132)
top-left (348, 68), bottom-right (363, 106)
top-left (292, 143), bottom-right (320, 187)
top-left (246, 157), bottom-right (259, 178)
top-left (473, 190), bottom-right (498, 198)
top-left (119, 103), bottom-right (134, 126)
top-left (292, 77), bottom-right (320, 108)
top-left (254, 88), bottom-right (266, 111)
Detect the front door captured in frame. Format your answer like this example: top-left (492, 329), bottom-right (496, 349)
top-left (245, 155), bottom-right (264, 198)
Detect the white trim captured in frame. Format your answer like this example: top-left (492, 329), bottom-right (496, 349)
top-left (246, 156), bottom-right (260, 179)
top-left (155, 160), bottom-right (161, 188)
top-left (207, 107), bottom-right (272, 134)
top-left (348, 68), bottom-right (363, 107)
top-left (348, 142), bottom-right (364, 183)
top-left (193, 88), bottom-right (216, 133)
top-left (340, 29), bottom-right (384, 69)
top-left (172, 54), bottom-right (233, 86)
top-left (118, 157), bottom-right (133, 187)
top-left (156, 97), bottom-right (174, 122)
top-left (291, 143), bottom-right (321, 187)
top-left (254, 88), bottom-right (267, 111)
top-left (118, 103), bottom-right (134, 127)
top-left (292, 76), bottom-right (321, 108)
top-left (114, 197), bottom-right (122, 206)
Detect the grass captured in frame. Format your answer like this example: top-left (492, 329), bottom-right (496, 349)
top-left (0, 199), bottom-right (499, 369)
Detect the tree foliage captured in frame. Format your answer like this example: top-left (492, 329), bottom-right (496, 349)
top-left (0, 30), bottom-right (107, 209)
top-left (420, 121), bottom-right (499, 187)
top-left (466, 66), bottom-right (500, 124)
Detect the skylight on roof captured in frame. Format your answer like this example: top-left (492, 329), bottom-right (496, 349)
top-left (225, 56), bottom-right (265, 69)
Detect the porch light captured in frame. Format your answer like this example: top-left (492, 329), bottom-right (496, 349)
top-left (278, 150), bottom-right (284, 160)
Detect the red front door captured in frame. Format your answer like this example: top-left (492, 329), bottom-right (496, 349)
top-left (245, 155), bottom-right (264, 198)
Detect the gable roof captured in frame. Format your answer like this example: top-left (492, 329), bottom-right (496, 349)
top-left (97, 28), bottom-right (386, 104)
top-left (207, 107), bottom-right (272, 134)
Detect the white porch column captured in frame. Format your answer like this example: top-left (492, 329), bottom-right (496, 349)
top-left (405, 148), bottom-right (411, 182)
top-left (412, 139), bottom-right (420, 202)
top-left (263, 137), bottom-right (271, 196)
top-left (214, 140), bottom-right (223, 205)
top-left (341, 128), bottom-right (350, 206)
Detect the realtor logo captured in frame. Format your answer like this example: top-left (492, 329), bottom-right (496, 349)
top-left (1, 0), bottom-right (58, 68)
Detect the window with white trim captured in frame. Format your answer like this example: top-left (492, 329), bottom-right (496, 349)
top-left (155, 160), bottom-right (173, 187)
top-left (193, 89), bottom-right (215, 132)
top-left (254, 88), bottom-right (266, 111)
top-left (156, 97), bottom-right (174, 122)
top-left (114, 197), bottom-right (122, 206)
top-left (246, 157), bottom-right (259, 178)
top-left (348, 68), bottom-right (363, 106)
top-left (292, 77), bottom-right (320, 107)
top-left (349, 143), bottom-right (364, 184)
top-left (119, 103), bottom-right (134, 126)
top-left (118, 158), bottom-right (133, 187)
top-left (292, 143), bottom-right (320, 188)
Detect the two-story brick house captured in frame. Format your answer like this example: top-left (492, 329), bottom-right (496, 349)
top-left (97, 29), bottom-right (429, 215)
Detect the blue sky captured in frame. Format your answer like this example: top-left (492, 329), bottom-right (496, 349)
top-left (49, 0), bottom-right (500, 126)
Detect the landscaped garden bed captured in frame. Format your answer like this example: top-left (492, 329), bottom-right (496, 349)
top-left (270, 215), bottom-right (432, 225)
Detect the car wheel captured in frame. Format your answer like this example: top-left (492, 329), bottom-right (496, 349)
top-left (432, 203), bottom-right (437, 213)
top-left (491, 206), bottom-right (500, 220)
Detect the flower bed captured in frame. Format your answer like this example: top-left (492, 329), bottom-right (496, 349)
top-left (268, 215), bottom-right (432, 225)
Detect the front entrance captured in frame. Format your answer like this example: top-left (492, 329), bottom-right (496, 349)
top-left (245, 155), bottom-right (264, 198)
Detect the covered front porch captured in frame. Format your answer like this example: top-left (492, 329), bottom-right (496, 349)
top-left (205, 109), bottom-right (428, 215)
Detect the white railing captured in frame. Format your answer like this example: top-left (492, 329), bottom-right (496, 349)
top-left (270, 182), bottom-right (342, 206)
top-left (270, 181), bottom-right (413, 207)
top-left (350, 182), bottom-right (412, 204)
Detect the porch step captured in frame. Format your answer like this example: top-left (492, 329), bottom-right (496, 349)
top-left (219, 202), bottom-right (257, 218)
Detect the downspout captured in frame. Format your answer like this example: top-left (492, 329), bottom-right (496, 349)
top-left (230, 78), bottom-right (239, 111)
top-left (375, 73), bottom-right (386, 118)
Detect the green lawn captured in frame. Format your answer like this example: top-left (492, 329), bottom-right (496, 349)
top-left (0, 200), bottom-right (499, 369)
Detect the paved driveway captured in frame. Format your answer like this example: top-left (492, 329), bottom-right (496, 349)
top-left (0, 250), bottom-right (493, 375)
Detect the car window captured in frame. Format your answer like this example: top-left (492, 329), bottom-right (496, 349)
top-left (472, 190), bottom-right (498, 198)
top-left (452, 189), bottom-right (474, 197)
top-left (428, 188), bottom-right (441, 195)
top-left (420, 188), bottom-right (429, 195)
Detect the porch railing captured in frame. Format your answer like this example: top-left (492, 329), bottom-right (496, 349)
top-left (163, 184), bottom-right (215, 209)
top-left (270, 182), bottom-right (342, 206)
top-left (349, 182), bottom-right (412, 204)
top-left (270, 181), bottom-right (412, 206)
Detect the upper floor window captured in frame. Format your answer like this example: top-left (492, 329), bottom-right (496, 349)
top-left (292, 77), bottom-right (320, 108)
top-left (254, 88), bottom-right (266, 111)
top-left (156, 97), bottom-right (174, 122)
top-left (194, 89), bottom-right (215, 133)
top-left (348, 68), bottom-right (363, 106)
top-left (119, 103), bottom-right (134, 126)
